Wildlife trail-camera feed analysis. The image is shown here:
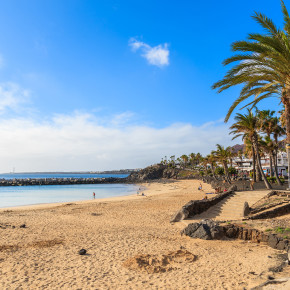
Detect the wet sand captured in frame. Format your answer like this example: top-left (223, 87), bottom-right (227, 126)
top-left (0, 180), bottom-right (286, 289)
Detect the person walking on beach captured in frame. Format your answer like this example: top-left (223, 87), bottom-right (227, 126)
top-left (93, 192), bottom-right (95, 199)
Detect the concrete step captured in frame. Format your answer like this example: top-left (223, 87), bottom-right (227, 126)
top-left (190, 190), bottom-right (270, 221)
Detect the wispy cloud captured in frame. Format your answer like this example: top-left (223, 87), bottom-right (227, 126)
top-left (0, 112), bottom-right (237, 173)
top-left (0, 82), bottom-right (31, 114)
top-left (129, 38), bottom-right (169, 67)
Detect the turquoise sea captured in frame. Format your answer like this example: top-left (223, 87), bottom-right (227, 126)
top-left (0, 173), bottom-right (138, 208)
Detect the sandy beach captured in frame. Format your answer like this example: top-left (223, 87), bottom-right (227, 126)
top-left (0, 179), bottom-right (288, 289)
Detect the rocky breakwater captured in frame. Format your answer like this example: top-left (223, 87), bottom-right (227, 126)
top-left (0, 177), bottom-right (127, 187)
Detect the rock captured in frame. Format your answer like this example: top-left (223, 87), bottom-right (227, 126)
top-left (181, 219), bottom-right (224, 240)
top-left (20, 224), bottom-right (26, 228)
top-left (126, 164), bottom-right (179, 182)
top-left (201, 219), bottom-right (224, 240)
top-left (225, 226), bottom-right (237, 238)
top-left (243, 202), bottom-right (250, 217)
top-left (276, 240), bottom-right (288, 251)
top-left (78, 249), bottom-right (87, 255)
top-left (181, 223), bottom-right (200, 236)
top-left (170, 208), bottom-right (189, 223)
top-left (268, 234), bottom-right (279, 249)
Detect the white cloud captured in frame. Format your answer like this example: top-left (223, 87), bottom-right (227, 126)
top-left (129, 38), bottom-right (169, 67)
top-left (0, 112), bottom-right (237, 173)
top-left (0, 82), bottom-right (30, 114)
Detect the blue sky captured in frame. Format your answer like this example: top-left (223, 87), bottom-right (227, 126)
top-left (0, 0), bottom-right (285, 172)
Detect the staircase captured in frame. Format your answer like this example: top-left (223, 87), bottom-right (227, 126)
top-left (187, 190), bottom-right (270, 222)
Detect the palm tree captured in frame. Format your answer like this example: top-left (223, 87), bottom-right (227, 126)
top-left (195, 153), bottom-right (203, 166)
top-left (229, 109), bottom-right (272, 189)
top-left (243, 136), bottom-right (258, 182)
top-left (257, 110), bottom-right (276, 177)
top-left (189, 153), bottom-right (196, 167)
top-left (213, 144), bottom-right (232, 183)
top-left (180, 154), bottom-right (189, 169)
top-left (212, 1), bottom-right (290, 187)
top-left (260, 136), bottom-right (283, 185)
top-left (207, 152), bottom-right (218, 180)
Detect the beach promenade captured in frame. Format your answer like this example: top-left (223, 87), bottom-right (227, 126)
top-left (0, 180), bottom-right (287, 289)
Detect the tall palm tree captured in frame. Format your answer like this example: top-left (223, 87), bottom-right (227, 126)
top-left (260, 136), bottom-right (283, 185)
top-left (212, 1), bottom-right (290, 187)
top-left (229, 109), bottom-right (272, 189)
top-left (208, 152), bottom-right (218, 180)
top-left (243, 136), bottom-right (257, 182)
top-left (180, 154), bottom-right (189, 169)
top-left (257, 110), bottom-right (276, 177)
top-left (213, 144), bottom-right (232, 183)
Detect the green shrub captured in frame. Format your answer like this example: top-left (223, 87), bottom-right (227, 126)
top-left (265, 228), bottom-right (273, 232)
top-left (275, 227), bottom-right (285, 234)
top-left (267, 176), bottom-right (277, 183)
top-left (228, 167), bottom-right (237, 175)
top-left (215, 167), bottom-right (224, 176)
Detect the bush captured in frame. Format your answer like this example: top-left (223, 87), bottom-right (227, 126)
top-left (228, 167), bottom-right (237, 175)
top-left (267, 176), bottom-right (277, 183)
top-left (215, 167), bottom-right (224, 176)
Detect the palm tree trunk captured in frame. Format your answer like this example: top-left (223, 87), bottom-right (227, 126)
top-left (271, 152), bottom-right (282, 186)
top-left (255, 152), bottom-right (262, 181)
top-left (253, 135), bottom-right (272, 189)
top-left (223, 162), bottom-right (231, 184)
top-left (269, 155), bottom-right (273, 178)
top-left (252, 145), bottom-right (256, 182)
top-left (282, 94), bottom-right (290, 189)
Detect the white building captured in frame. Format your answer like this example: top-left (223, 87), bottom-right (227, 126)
top-left (233, 152), bottom-right (288, 176)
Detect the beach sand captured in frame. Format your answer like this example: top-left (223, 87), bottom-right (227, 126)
top-left (0, 180), bottom-right (287, 289)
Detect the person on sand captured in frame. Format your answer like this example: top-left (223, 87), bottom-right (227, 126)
top-left (198, 183), bottom-right (202, 190)
top-left (93, 192), bottom-right (95, 199)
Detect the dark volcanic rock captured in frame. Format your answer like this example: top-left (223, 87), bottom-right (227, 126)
top-left (78, 249), bottom-right (87, 255)
top-left (268, 234), bottom-right (279, 249)
top-left (181, 219), bottom-right (224, 240)
top-left (276, 240), bottom-right (288, 251)
top-left (126, 164), bottom-right (179, 182)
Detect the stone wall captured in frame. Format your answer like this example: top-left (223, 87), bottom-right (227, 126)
top-left (171, 190), bottom-right (235, 222)
top-left (249, 203), bottom-right (290, 220)
top-left (223, 224), bottom-right (289, 251)
top-left (182, 220), bottom-right (289, 251)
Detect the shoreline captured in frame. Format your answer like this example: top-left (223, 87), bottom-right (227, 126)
top-left (0, 183), bottom-right (153, 212)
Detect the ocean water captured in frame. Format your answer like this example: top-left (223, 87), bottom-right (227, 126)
top-left (0, 183), bottom-right (139, 208)
top-left (0, 173), bottom-right (129, 180)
